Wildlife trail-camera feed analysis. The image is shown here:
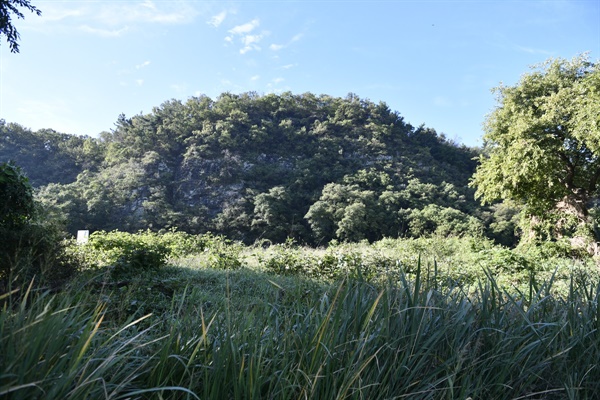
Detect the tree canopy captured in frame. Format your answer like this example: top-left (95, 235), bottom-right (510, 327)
top-left (2, 92), bottom-right (500, 245)
top-left (0, 0), bottom-right (41, 53)
top-left (471, 54), bottom-right (600, 244)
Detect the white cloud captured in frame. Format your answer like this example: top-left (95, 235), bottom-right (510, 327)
top-left (94, 2), bottom-right (198, 26)
top-left (272, 77), bottom-right (285, 84)
top-left (29, 1), bottom-right (198, 36)
top-left (226, 19), bottom-right (268, 54)
top-left (40, 7), bottom-right (83, 22)
top-left (23, 0), bottom-right (202, 38)
top-left (208, 11), bottom-right (227, 27)
top-left (141, 0), bottom-right (156, 10)
top-left (78, 25), bottom-right (130, 38)
top-left (243, 34), bottom-right (262, 46)
top-left (515, 45), bottom-right (554, 55)
top-left (136, 79), bottom-right (144, 86)
top-left (136, 61), bottom-right (151, 69)
top-left (280, 63), bottom-right (297, 70)
top-left (228, 19), bottom-right (259, 35)
top-left (239, 33), bottom-right (265, 53)
top-left (269, 32), bottom-right (303, 51)
top-left (251, 75), bottom-right (260, 81)
top-left (240, 46), bottom-right (255, 54)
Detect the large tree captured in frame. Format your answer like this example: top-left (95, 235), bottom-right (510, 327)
top-left (0, 0), bottom-right (40, 53)
top-left (471, 54), bottom-right (600, 243)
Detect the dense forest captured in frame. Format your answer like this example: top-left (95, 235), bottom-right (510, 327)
top-left (0, 92), bottom-right (519, 246)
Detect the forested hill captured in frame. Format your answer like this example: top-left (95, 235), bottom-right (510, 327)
top-left (0, 92), bottom-right (517, 245)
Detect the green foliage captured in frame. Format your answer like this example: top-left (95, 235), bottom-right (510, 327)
top-left (73, 230), bottom-right (246, 277)
top-left (251, 186), bottom-right (303, 241)
top-left (260, 240), bottom-right (319, 276)
top-left (406, 204), bottom-right (483, 237)
top-left (0, 121), bottom-right (104, 187)
top-left (8, 91), bottom-right (494, 245)
top-left (203, 234), bottom-right (244, 270)
top-left (0, 0), bottom-right (41, 53)
top-left (483, 201), bottom-right (521, 247)
top-left (472, 54), bottom-right (600, 245)
top-left (75, 230), bottom-right (169, 277)
top-left (4, 250), bottom-right (600, 399)
top-left (0, 287), bottom-right (190, 399)
top-left (305, 176), bottom-right (483, 243)
top-left (0, 161), bottom-right (76, 291)
top-left (0, 161), bottom-right (34, 227)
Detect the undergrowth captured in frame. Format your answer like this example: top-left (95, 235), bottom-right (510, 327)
top-left (2, 232), bottom-right (600, 399)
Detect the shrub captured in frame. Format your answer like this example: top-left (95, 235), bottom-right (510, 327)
top-left (259, 240), bottom-right (314, 276)
top-left (75, 230), bottom-right (169, 277)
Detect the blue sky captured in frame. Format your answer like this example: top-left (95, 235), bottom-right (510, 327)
top-left (1, 0), bottom-right (599, 147)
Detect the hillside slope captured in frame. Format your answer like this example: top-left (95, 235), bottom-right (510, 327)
top-left (1, 92), bottom-right (516, 245)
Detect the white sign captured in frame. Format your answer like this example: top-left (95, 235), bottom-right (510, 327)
top-left (77, 230), bottom-right (89, 244)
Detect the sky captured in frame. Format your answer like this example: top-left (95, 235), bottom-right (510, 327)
top-left (1, 0), bottom-right (599, 147)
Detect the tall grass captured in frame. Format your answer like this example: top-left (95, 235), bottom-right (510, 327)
top-left (2, 261), bottom-right (600, 399)
top-left (0, 281), bottom-right (194, 399)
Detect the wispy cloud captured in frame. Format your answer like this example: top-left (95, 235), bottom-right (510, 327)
top-left (208, 11), bottom-right (227, 27)
top-left (269, 32), bottom-right (303, 52)
top-left (136, 61), bottom-right (151, 69)
top-left (78, 25), bottom-right (129, 38)
top-left (515, 45), bottom-right (554, 56)
top-left (39, 7), bottom-right (83, 22)
top-left (250, 75), bottom-right (260, 81)
top-left (29, 1), bottom-right (198, 37)
top-left (94, 1), bottom-right (198, 26)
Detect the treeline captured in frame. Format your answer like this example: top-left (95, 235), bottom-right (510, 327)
top-left (0, 92), bottom-right (519, 245)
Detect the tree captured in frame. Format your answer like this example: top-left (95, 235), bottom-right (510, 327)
top-left (0, 160), bottom-right (34, 227)
top-left (252, 186), bottom-right (296, 242)
top-left (471, 54), bottom-right (600, 244)
top-left (0, 0), bottom-right (41, 53)
top-left (0, 161), bottom-right (75, 291)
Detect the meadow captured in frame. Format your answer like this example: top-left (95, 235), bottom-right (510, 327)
top-left (2, 231), bottom-right (600, 399)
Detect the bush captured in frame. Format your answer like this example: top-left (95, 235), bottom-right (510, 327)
top-left (0, 162), bottom-right (76, 292)
top-left (75, 230), bottom-right (169, 278)
top-left (185, 232), bottom-right (245, 270)
top-left (260, 242), bottom-right (317, 276)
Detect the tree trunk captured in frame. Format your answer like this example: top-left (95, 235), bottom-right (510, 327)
top-left (556, 194), bottom-right (589, 225)
top-left (557, 195), bottom-right (600, 255)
